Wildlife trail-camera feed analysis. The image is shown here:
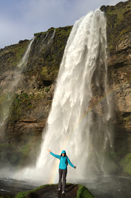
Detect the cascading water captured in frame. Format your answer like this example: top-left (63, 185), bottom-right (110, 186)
top-left (17, 38), bottom-right (35, 68)
top-left (38, 29), bottom-right (55, 55)
top-left (14, 9), bottom-right (116, 184)
top-left (42, 32), bottom-right (49, 43)
top-left (0, 37), bottom-right (35, 137)
top-left (48, 29), bottom-right (56, 45)
top-left (31, 9), bottom-right (115, 183)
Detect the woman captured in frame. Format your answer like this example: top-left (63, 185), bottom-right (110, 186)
top-left (47, 149), bottom-right (76, 194)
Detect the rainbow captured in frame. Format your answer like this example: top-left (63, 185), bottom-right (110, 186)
top-left (47, 82), bottom-right (129, 184)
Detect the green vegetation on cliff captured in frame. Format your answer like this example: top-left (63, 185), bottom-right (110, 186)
top-left (120, 153), bottom-right (131, 175)
top-left (31, 26), bottom-right (72, 85)
top-left (0, 40), bottom-right (29, 71)
top-left (101, 1), bottom-right (131, 53)
top-left (0, 25), bottom-right (73, 169)
top-left (9, 92), bottom-right (45, 124)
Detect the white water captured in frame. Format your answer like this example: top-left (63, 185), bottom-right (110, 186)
top-left (18, 38), bottom-right (35, 68)
top-left (42, 32), bottom-right (49, 43)
top-left (0, 37), bottom-right (35, 134)
top-left (14, 9), bottom-right (115, 183)
top-left (48, 29), bottom-right (56, 44)
top-left (38, 29), bottom-right (55, 54)
top-left (42, 29), bottom-right (56, 44)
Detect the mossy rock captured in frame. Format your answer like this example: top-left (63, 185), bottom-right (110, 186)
top-left (8, 92), bottom-right (45, 124)
top-left (77, 185), bottom-right (94, 198)
top-left (0, 40), bottom-right (30, 71)
top-left (120, 153), bottom-right (131, 175)
top-left (26, 26), bottom-right (72, 79)
top-left (15, 184), bottom-right (94, 198)
top-left (101, 0), bottom-right (131, 54)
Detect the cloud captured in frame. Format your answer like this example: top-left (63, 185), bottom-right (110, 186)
top-left (0, 0), bottom-right (128, 48)
top-left (24, 0), bottom-right (73, 28)
top-left (0, 17), bottom-right (33, 48)
top-left (21, 0), bottom-right (128, 30)
top-left (22, 0), bottom-right (105, 31)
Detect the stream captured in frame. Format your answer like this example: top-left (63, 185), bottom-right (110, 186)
top-left (78, 175), bottom-right (131, 198)
top-left (0, 175), bottom-right (131, 198)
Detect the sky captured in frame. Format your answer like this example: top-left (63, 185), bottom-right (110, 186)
top-left (0, 0), bottom-right (128, 49)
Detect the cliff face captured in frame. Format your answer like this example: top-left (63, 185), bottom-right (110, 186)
top-left (0, 26), bottom-right (72, 167)
top-left (101, 0), bottom-right (131, 126)
top-left (0, 0), bottom-right (131, 170)
top-left (100, 0), bottom-right (131, 167)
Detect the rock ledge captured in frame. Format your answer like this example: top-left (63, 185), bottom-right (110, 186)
top-left (16, 184), bottom-right (94, 198)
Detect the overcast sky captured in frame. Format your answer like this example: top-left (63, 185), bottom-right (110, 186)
top-left (0, 0), bottom-right (128, 49)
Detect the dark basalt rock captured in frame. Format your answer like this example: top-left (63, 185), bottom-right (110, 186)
top-left (19, 39), bottom-right (29, 44)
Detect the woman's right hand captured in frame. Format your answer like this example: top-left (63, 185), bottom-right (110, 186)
top-left (47, 149), bottom-right (51, 153)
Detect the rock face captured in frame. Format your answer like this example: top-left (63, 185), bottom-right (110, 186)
top-left (0, 26), bottom-right (72, 166)
top-left (0, 0), bottom-right (131, 169)
top-left (100, 0), bottom-right (131, 161)
top-left (101, 0), bottom-right (131, 126)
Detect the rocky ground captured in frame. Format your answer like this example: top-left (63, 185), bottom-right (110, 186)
top-left (17, 184), bottom-right (94, 198)
top-left (27, 184), bottom-right (79, 198)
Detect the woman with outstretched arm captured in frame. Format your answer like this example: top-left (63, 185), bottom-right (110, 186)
top-left (47, 149), bottom-right (76, 194)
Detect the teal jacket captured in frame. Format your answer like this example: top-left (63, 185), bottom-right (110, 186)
top-left (50, 150), bottom-right (75, 170)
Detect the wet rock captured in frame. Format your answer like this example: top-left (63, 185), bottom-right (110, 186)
top-left (23, 184), bottom-right (94, 198)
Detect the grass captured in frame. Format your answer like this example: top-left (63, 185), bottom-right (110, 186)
top-left (77, 185), bottom-right (94, 198)
top-left (15, 184), bottom-right (54, 198)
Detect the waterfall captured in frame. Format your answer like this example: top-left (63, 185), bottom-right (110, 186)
top-left (31, 9), bottom-right (116, 183)
top-left (14, 9), bottom-right (116, 183)
top-left (37, 29), bottom-right (55, 55)
top-left (48, 29), bottom-right (56, 45)
top-left (42, 32), bottom-right (49, 43)
top-left (17, 37), bottom-right (35, 68)
top-left (51, 29), bottom-right (56, 39)
top-left (0, 37), bottom-right (35, 136)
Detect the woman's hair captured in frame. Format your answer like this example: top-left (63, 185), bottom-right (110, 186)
top-left (61, 153), bottom-right (66, 157)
